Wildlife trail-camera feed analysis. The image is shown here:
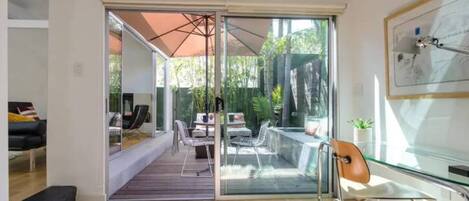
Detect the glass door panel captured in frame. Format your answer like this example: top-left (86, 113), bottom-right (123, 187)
top-left (108, 14), bottom-right (123, 155)
top-left (219, 16), bottom-right (332, 195)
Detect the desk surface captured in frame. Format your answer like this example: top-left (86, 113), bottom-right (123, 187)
top-left (356, 142), bottom-right (469, 187)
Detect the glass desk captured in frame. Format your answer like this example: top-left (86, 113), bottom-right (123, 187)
top-left (318, 140), bottom-right (469, 200)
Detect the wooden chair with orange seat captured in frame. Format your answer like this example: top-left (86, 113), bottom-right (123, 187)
top-left (328, 139), bottom-right (435, 200)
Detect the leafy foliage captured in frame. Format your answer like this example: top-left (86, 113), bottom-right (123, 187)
top-left (252, 96), bottom-right (272, 122)
top-left (348, 118), bottom-right (374, 129)
top-left (190, 86), bottom-right (215, 113)
top-left (271, 85), bottom-right (283, 113)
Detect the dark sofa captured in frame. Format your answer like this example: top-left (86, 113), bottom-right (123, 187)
top-left (8, 102), bottom-right (46, 171)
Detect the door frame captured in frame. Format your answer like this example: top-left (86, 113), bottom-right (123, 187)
top-left (102, 5), bottom-right (339, 200)
top-left (0, 0), bottom-right (8, 199)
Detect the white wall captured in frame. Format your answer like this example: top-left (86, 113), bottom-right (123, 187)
top-left (8, 28), bottom-right (48, 118)
top-left (338, 0), bottom-right (468, 200)
top-left (339, 0), bottom-right (469, 154)
top-left (47, 0), bottom-right (106, 200)
top-left (0, 0), bottom-right (9, 200)
top-left (122, 29), bottom-right (153, 94)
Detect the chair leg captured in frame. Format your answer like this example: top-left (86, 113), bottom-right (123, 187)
top-left (181, 145), bottom-right (213, 178)
top-left (136, 129), bottom-right (147, 135)
top-left (205, 145), bottom-right (213, 177)
top-left (180, 146), bottom-right (190, 177)
top-left (253, 146), bottom-right (262, 169)
top-left (29, 149), bottom-right (36, 172)
top-left (233, 145), bottom-right (240, 165)
top-left (335, 158), bottom-right (343, 201)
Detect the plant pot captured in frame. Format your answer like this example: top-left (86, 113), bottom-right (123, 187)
top-left (353, 128), bottom-right (372, 143)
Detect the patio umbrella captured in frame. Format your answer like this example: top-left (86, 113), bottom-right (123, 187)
top-left (113, 11), bottom-right (271, 134)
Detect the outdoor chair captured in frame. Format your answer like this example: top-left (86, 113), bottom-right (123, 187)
top-left (123, 105), bottom-right (149, 135)
top-left (175, 120), bottom-right (214, 177)
top-left (231, 121), bottom-right (270, 168)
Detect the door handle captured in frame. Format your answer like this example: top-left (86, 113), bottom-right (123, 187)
top-left (215, 97), bottom-right (224, 112)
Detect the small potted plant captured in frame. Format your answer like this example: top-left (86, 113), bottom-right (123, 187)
top-left (349, 118), bottom-right (373, 142)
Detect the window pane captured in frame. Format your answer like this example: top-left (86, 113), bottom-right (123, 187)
top-left (8, 0), bottom-right (48, 20)
top-left (108, 14), bottom-right (123, 155)
top-left (220, 17), bottom-right (331, 195)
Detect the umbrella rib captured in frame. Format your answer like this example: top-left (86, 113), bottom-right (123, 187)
top-left (174, 29), bottom-right (205, 36)
top-left (170, 18), bottom-right (205, 57)
top-left (148, 16), bottom-right (204, 41)
top-left (227, 23), bottom-right (265, 39)
top-left (208, 23), bottom-right (216, 36)
top-left (229, 31), bottom-right (259, 56)
top-left (183, 14), bottom-right (206, 35)
top-left (209, 35), bottom-right (215, 55)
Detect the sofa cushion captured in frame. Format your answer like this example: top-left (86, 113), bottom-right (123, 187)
top-left (8, 112), bottom-right (35, 122)
top-left (9, 135), bottom-right (42, 150)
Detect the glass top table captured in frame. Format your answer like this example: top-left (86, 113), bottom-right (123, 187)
top-left (355, 141), bottom-right (469, 187)
top-left (352, 141), bottom-right (469, 200)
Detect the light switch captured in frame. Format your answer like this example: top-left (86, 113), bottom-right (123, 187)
top-left (73, 62), bottom-right (83, 77)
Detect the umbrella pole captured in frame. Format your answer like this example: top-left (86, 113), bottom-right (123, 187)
top-left (205, 15), bottom-right (209, 137)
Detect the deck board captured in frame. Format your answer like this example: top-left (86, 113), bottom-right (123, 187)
top-left (110, 146), bottom-right (215, 201)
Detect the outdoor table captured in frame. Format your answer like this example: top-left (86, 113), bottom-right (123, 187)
top-left (192, 127), bottom-right (252, 138)
top-left (193, 120), bottom-right (246, 127)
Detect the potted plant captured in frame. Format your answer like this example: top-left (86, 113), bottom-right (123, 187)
top-left (349, 118), bottom-right (373, 142)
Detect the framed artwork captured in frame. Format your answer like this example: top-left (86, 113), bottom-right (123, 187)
top-left (385, 0), bottom-right (469, 99)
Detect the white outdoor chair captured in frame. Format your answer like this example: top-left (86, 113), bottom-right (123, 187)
top-left (175, 120), bottom-right (214, 177)
top-left (231, 121), bottom-right (270, 168)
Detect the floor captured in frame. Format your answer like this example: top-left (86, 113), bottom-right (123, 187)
top-left (9, 149), bottom-right (47, 201)
top-left (122, 132), bottom-right (152, 150)
top-left (110, 145), bottom-right (215, 200)
top-left (220, 145), bottom-right (320, 195)
top-left (111, 142), bottom-right (322, 201)
top-left (110, 132), bottom-right (153, 155)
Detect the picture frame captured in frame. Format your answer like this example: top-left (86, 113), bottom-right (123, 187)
top-left (385, 0), bottom-right (469, 99)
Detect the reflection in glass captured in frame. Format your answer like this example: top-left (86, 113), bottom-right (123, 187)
top-left (8, 0), bottom-right (49, 20)
top-left (108, 14), bottom-right (123, 155)
top-left (120, 27), bottom-right (156, 149)
top-left (221, 17), bottom-right (331, 195)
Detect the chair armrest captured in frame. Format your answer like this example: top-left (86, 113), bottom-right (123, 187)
top-left (9, 120), bottom-right (46, 136)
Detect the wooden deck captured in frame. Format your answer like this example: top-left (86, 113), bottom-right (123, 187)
top-left (110, 146), bottom-right (215, 201)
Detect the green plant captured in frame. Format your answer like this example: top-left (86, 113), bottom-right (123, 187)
top-left (272, 85), bottom-right (283, 112)
top-left (252, 96), bottom-right (272, 122)
top-left (348, 118), bottom-right (374, 129)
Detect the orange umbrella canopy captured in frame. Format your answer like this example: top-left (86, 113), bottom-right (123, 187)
top-left (109, 32), bottom-right (122, 55)
top-left (113, 11), bottom-right (271, 57)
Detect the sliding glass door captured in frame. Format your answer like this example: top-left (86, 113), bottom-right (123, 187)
top-left (108, 14), bottom-right (123, 155)
top-left (216, 16), bottom-right (334, 197)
